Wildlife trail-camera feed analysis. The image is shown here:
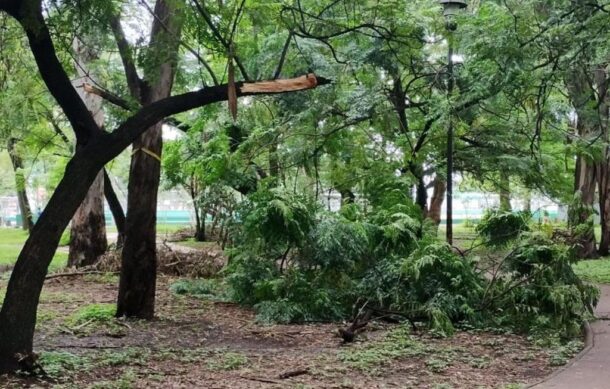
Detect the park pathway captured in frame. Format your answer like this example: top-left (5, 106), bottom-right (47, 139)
top-left (534, 284), bottom-right (610, 389)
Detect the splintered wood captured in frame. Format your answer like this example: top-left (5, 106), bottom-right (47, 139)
top-left (240, 73), bottom-right (318, 94)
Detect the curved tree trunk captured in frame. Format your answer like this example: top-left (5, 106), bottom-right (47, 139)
top-left (7, 138), bottom-right (33, 233)
top-left (117, 0), bottom-right (184, 318)
top-left (68, 38), bottom-right (107, 267)
top-left (0, 154), bottom-right (99, 372)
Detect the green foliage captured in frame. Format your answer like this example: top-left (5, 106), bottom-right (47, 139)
top-left (207, 351), bottom-right (248, 371)
top-left (476, 209), bottom-right (530, 247)
top-left (38, 351), bottom-right (91, 378)
top-left (169, 279), bottom-right (229, 301)
top-left (400, 241), bottom-right (484, 335)
top-left (68, 303), bottom-right (116, 326)
top-left (487, 233), bottom-right (598, 338)
top-left (58, 229), bottom-right (71, 247)
top-left (338, 326), bottom-right (426, 372)
top-left (242, 187), bottom-right (317, 250)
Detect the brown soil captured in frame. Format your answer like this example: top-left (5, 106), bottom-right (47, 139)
top-left (0, 274), bottom-right (558, 389)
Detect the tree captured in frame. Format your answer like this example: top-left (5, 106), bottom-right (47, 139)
top-left (111, 0), bottom-right (186, 319)
top-left (6, 138), bottom-right (33, 232)
top-left (68, 38), bottom-right (107, 268)
top-left (0, 0), bottom-right (327, 372)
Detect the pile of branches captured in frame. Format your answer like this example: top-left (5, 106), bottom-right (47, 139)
top-left (96, 244), bottom-right (226, 278)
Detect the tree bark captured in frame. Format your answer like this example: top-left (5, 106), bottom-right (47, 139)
top-left (0, 152), bottom-right (100, 372)
top-left (104, 170), bottom-right (126, 247)
top-left (7, 138), bottom-right (33, 232)
top-left (566, 65), bottom-right (599, 259)
top-left (68, 171), bottom-right (107, 267)
top-left (427, 177), bottom-right (446, 225)
top-left (595, 66), bottom-right (610, 255)
top-left (117, 0), bottom-right (184, 319)
top-left (68, 38), bottom-right (107, 267)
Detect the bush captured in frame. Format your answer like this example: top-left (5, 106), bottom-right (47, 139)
top-left (68, 303), bottom-right (116, 326)
top-left (476, 209), bottom-right (530, 246)
top-left (486, 232), bottom-right (598, 338)
top-left (225, 185), bottom-right (596, 341)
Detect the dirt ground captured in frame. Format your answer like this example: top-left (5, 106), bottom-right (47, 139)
top-left (0, 274), bottom-right (564, 388)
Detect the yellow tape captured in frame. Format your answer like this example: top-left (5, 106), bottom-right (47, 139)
top-left (132, 147), bottom-right (161, 162)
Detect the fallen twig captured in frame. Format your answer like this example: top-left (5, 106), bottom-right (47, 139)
top-left (239, 375), bottom-right (283, 384)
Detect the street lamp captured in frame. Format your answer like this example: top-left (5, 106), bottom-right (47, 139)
top-left (439, 0), bottom-right (467, 246)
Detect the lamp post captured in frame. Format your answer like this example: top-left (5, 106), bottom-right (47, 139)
top-left (439, 0), bottom-right (467, 245)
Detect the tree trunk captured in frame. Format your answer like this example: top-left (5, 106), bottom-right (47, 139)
top-left (104, 169), bottom-right (126, 247)
top-left (566, 64), bottom-right (600, 259)
top-left (415, 175), bottom-right (428, 214)
top-left (68, 171), bottom-right (107, 267)
top-left (68, 38), bottom-right (107, 267)
top-left (596, 66), bottom-right (610, 255)
top-left (7, 138), bottom-right (33, 232)
top-left (427, 177), bottom-right (446, 225)
top-left (190, 180), bottom-right (205, 242)
top-left (117, 0), bottom-right (184, 319)
top-left (0, 153), bottom-right (100, 372)
top-left (498, 172), bottom-right (511, 212)
top-left (194, 207), bottom-right (206, 242)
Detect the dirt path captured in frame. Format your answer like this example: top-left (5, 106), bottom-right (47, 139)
top-left (534, 284), bottom-right (610, 389)
top-left (0, 275), bottom-right (560, 388)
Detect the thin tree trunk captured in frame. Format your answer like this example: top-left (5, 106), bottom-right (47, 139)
top-left (195, 207), bottom-right (206, 242)
top-left (117, 0), bottom-right (184, 318)
top-left (7, 138), bottom-right (33, 232)
top-left (427, 177), bottom-right (446, 225)
top-left (499, 172), bottom-right (511, 212)
top-left (68, 38), bottom-right (107, 267)
top-left (104, 169), bottom-right (126, 247)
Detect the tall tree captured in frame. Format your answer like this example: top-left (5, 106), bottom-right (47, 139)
top-left (68, 39), bottom-right (107, 268)
top-left (113, 0), bottom-right (185, 318)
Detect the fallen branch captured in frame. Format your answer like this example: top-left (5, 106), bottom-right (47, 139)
top-left (45, 271), bottom-right (116, 280)
top-left (279, 368), bottom-right (309, 379)
top-left (239, 375), bottom-right (283, 384)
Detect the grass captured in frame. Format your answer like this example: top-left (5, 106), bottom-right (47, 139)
top-left (0, 223), bottom-right (193, 273)
top-left (338, 326), bottom-right (428, 373)
top-left (106, 223), bottom-right (191, 235)
top-left (0, 228), bottom-right (67, 272)
top-left (573, 257), bottom-right (610, 284)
